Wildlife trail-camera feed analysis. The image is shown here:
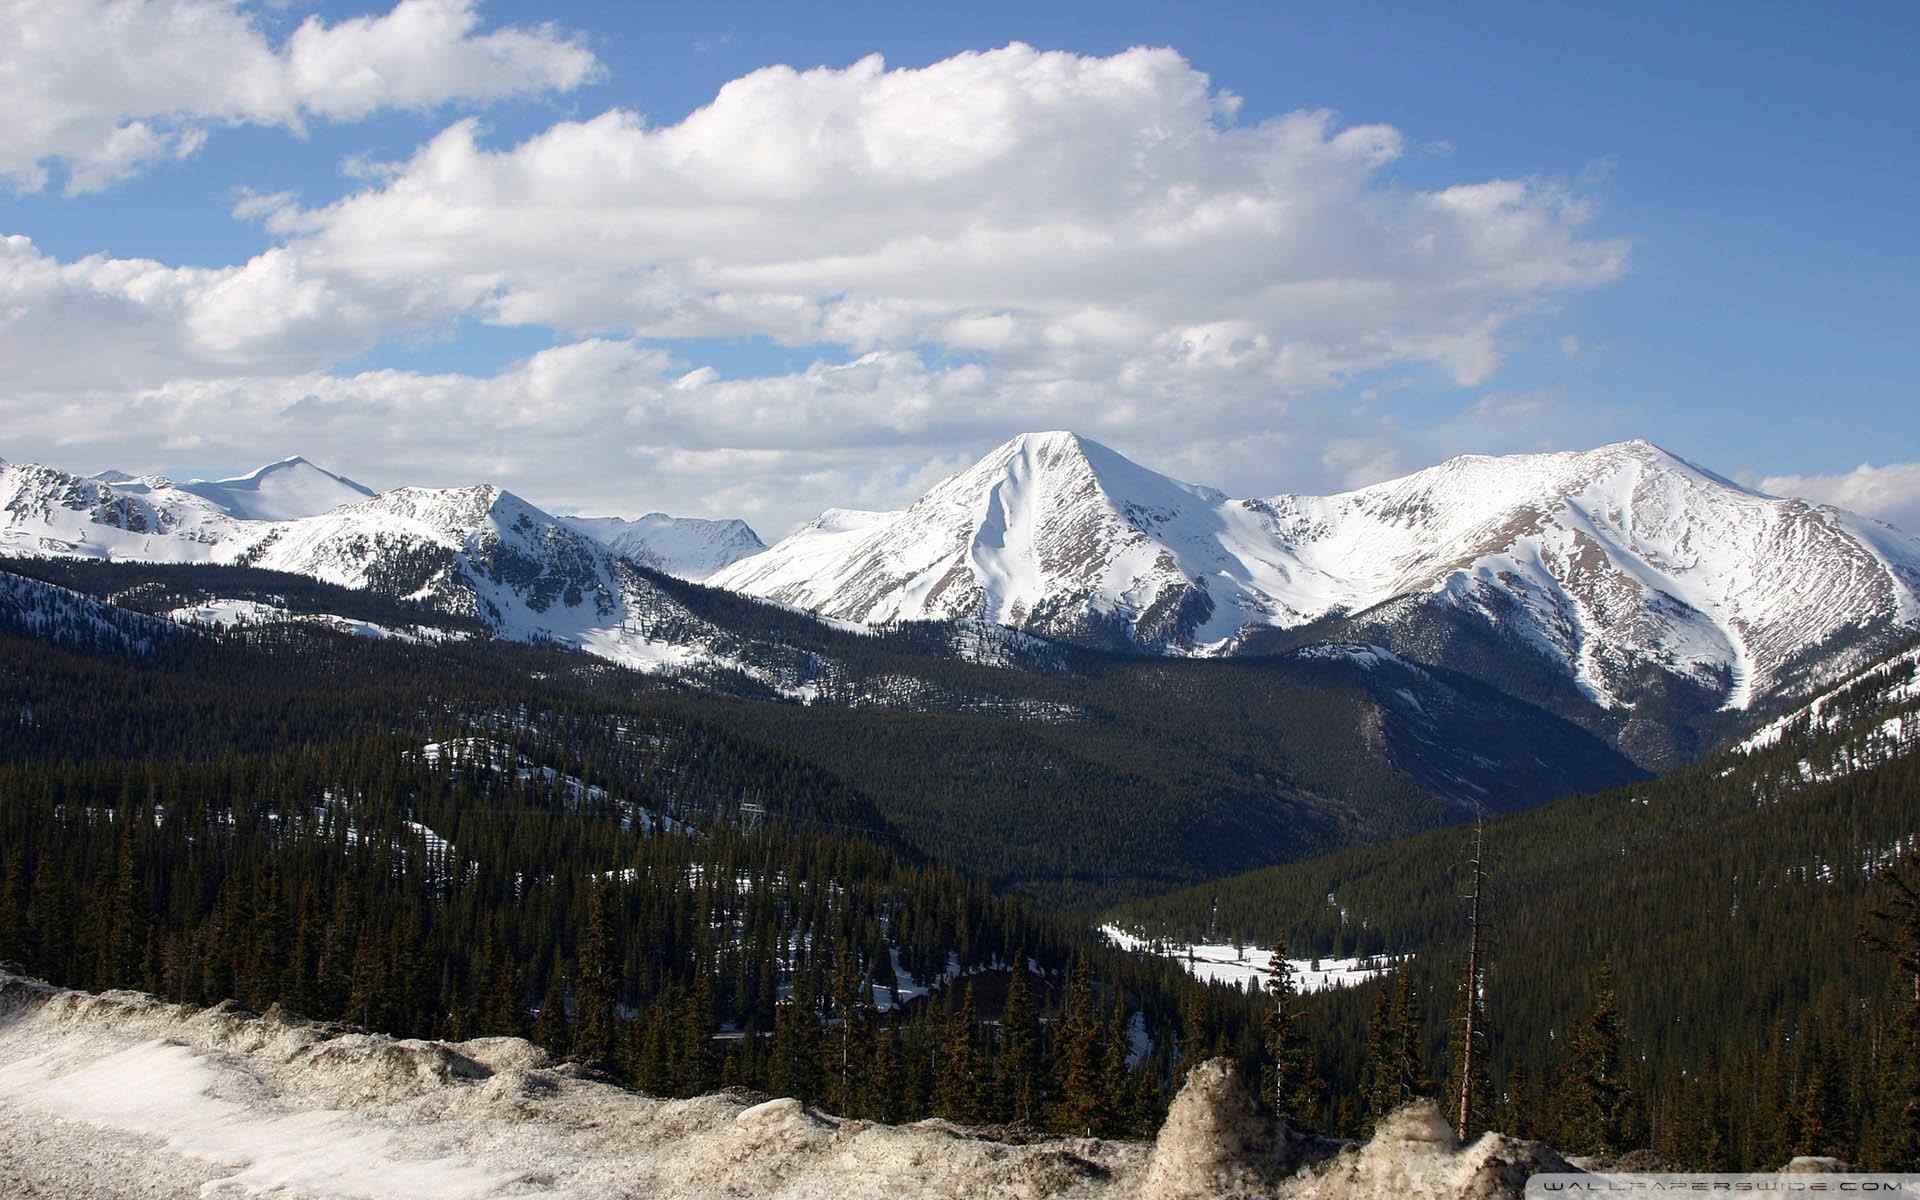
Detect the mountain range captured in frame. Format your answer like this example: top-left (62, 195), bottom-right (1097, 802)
top-left (7, 433), bottom-right (1918, 766)
top-left (716, 432), bottom-right (1920, 763)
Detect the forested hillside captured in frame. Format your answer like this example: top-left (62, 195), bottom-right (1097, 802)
top-left (1, 560), bottom-right (1642, 903)
top-left (1107, 640), bottom-right (1920, 1166)
top-left (0, 737), bottom-right (1234, 1135)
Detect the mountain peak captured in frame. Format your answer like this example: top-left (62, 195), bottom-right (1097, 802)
top-left (1000, 429), bottom-right (1089, 453)
top-left (178, 456), bottom-right (376, 521)
top-left (956, 431), bottom-right (1227, 508)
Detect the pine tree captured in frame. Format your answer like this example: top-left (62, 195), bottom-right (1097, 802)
top-left (245, 869), bottom-right (286, 1011)
top-left (534, 961), bottom-right (573, 1059)
top-left (936, 983), bottom-right (982, 1124)
top-left (636, 1001), bottom-right (671, 1095)
top-left (1366, 968), bottom-right (1425, 1123)
top-left (283, 883), bottom-right (317, 1016)
top-left (484, 936), bottom-right (524, 1038)
top-left (1560, 964), bottom-right (1630, 1159)
top-left (680, 967), bottom-right (718, 1095)
top-left (0, 843), bottom-right (32, 966)
top-left (824, 941), bottom-right (863, 1114)
top-left (1446, 974), bottom-right (1492, 1142)
top-left (996, 960), bottom-right (1042, 1126)
top-left (867, 1023), bottom-right (903, 1123)
top-left (345, 925), bottom-right (386, 1028)
top-left (1052, 956), bottom-right (1105, 1135)
top-left (771, 965), bottom-right (822, 1104)
top-left (1363, 984), bottom-right (1397, 1127)
top-left (98, 820), bottom-right (145, 991)
top-left (1101, 997), bottom-right (1135, 1136)
top-left (1498, 1066), bottom-right (1535, 1140)
top-left (575, 883), bottom-right (619, 1069)
top-left (1263, 940), bottom-right (1320, 1128)
top-left (316, 886), bottom-right (358, 1015)
top-left (1863, 847), bottom-right (1920, 1169)
top-left (1449, 815), bottom-right (1491, 1143)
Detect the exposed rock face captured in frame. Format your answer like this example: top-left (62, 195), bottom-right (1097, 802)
top-left (0, 980), bottom-right (1574, 1200)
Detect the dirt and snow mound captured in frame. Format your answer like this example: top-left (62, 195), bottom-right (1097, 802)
top-left (1293, 1099), bottom-right (1574, 1199)
top-left (1139, 1057), bottom-right (1289, 1199)
top-left (0, 976), bottom-right (1572, 1199)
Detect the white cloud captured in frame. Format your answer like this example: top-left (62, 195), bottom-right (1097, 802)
top-left (246, 44), bottom-right (1624, 385)
top-left (0, 0), bottom-right (600, 194)
top-left (0, 235), bottom-right (398, 387)
top-left (1761, 462), bottom-right (1920, 533)
top-left (0, 339), bottom-right (1649, 536)
top-left (3, 42), bottom-right (1638, 529)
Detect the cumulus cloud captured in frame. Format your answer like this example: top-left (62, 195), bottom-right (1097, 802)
top-left (240, 45), bottom-right (1621, 389)
top-left (1, 339), bottom-right (1648, 537)
top-left (1761, 462), bottom-right (1920, 533)
top-left (0, 234), bottom-right (409, 387)
top-left (4, 42), bottom-right (1637, 529)
top-left (0, 340), bottom-right (1002, 529)
top-left (1, 0), bottom-right (601, 194)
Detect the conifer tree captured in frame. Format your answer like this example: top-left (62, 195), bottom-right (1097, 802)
top-left (1052, 956), bottom-right (1106, 1135)
top-left (1559, 965), bottom-right (1629, 1158)
top-left (316, 886), bottom-right (358, 1015)
top-left (1101, 997), bottom-right (1135, 1136)
top-left (1863, 847), bottom-right (1920, 1168)
top-left (636, 1001), bottom-right (671, 1095)
top-left (575, 883), bottom-right (619, 1069)
top-left (1263, 940), bottom-right (1320, 1127)
top-left (825, 941), bottom-right (863, 1114)
top-left (1366, 968), bottom-right (1425, 1122)
top-left (867, 1023), bottom-right (903, 1124)
top-left (772, 965), bottom-right (822, 1103)
top-left (534, 961), bottom-right (573, 1059)
top-left (99, 820), bottom-right (145, 991)
top-left (1449, 815), bottom-right (1491, 1143)
top-left (0, 843), bottom-right (32, 965)
top-left (1129, 1054), bottom-right (1165, 1134)
top-left (484, 936), bottom-right (524, 1038)
top-left (997, 960), bottom-right (1042, 1125)
top-left (245, 869), bottom-right (286, 1011)
top-left (681, 968), bottom-right (718, 1095)
top-left (936, 983), bottom-right (982, 1124)
top-left (346, 925), bottom-right (386, 1028)
top-left (283, 883), bottom-right (317, 1016)
top-left (1446, 976), bottom-right (1492, 1141)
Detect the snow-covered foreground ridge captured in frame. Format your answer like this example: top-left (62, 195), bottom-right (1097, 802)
top-left (715, 433), bottom-right (1920, 712)
top-left (0, 972), bottom-right (1573, 1200)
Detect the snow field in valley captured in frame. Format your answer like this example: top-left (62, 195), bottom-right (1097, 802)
top-left (1099, 926), bottom-right (1403, 994)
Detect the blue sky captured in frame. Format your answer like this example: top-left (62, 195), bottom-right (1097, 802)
top-left (3, 0), bottom-right (1916, 533)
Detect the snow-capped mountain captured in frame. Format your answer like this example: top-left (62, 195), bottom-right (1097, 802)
top-left (712, 433), bottom-right (1920, 737)
top-left (1737, 639), bottom-right (1919, 757)
top-left (1, 459), bottom-right (250, 561)
top-left (0, 458), bottom-right (771, 678)
top-left (172, 456), bottom-right (375, 521)
top-left (712, 433), bottom-right (1238, 648)
top-left (561, 512), bottom-right (765, 581)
